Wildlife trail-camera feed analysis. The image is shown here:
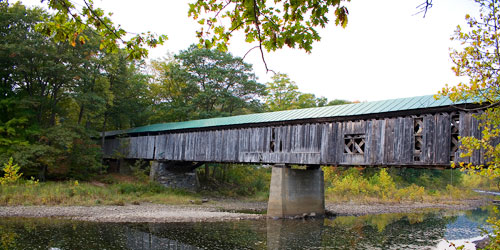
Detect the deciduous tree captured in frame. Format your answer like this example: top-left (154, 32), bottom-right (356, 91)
top-left (438, 1), bottom-right (500, 247)
top-left (439, 0), bottom-right (500, 176)
top-left (264, 73), bottom-right (329, 111)
top-left (174, 45), bottom-right (266, 119)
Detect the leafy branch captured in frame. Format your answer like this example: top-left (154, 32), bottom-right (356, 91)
top-left (36, 0), bottom-right (167, 60)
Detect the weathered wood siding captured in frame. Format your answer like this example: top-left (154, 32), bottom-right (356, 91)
top-left (103, 112), bottom-right (485, 166)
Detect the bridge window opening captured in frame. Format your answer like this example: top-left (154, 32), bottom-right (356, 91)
top-left (450, 114), bottom-right (460, 161)
top-left (413, 117), bottom-right (423, 162)
top-left (270, 128), bottom-right (276, 152)
top-left (279, 140), bottom-right (283, 152)
top-left (344, 134), bottom-right (365, 154)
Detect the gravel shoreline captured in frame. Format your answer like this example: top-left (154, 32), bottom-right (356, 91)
top-left (326, 199), bottom-right (489, 216)
top-left (0, 199), bottom-right (489, 223)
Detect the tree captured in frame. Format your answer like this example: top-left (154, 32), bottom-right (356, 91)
top-left (148, 57), bottom-right (197, 123)
top-left (327, 99), bottom-right (351, 106)
top-left (438, 0), bottom-right (500, 248)
top-left (100, 52), bottom-right (153, 131)
top-left (297, 93), bottom-right (328, 108)
top-left (0, 3), bottom-right (152, 180)
top-left (172, 45), bottom-right (266, 119)
top-left (264, 73), bottom-right (299, 111)
top-left (264, 73), bottom-right (329, 111)
top-left (439, 0), bottom-right (500, 176)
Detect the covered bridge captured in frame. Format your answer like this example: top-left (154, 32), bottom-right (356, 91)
top-left (103, 94), bottom-right (483, 167)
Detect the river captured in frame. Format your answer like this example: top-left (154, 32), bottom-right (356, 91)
top-left (0, 206), bottom-right (495, 249)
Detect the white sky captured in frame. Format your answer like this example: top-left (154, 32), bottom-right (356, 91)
top-left (18, 0), bottom-right (480, 102)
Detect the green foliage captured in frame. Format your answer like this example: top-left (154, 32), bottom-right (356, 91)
top-left (198, 164), bottom-right (271, 198)
top-left (4, 125), bottom-right (103, 181)
top-left (484, 207), bottom-right (500, 249)
top-left (327, 99), bottom-right (351, 106)
top-left (178, 45), bottom-right (266, 118)
top-left (0, 3), bottom-right (156, 181)
top-left (0, 158), bottom-right (22, 185)
top-left (327, 168), bottom-right (398, 200)
top-left (323, 167), bottom-right (473, 203)
top-left (116, 182), bottom-right (166, 195)
top-left (130, 160), bottom-right (150, 183)
top-left (150, 46), bottom-right (267, 122)
top-left (264, 73), bottom-right (328, 111)
top-left (264, 73), bottom-right (299, 111)
top-left (264, 73), bottom-right (300, 111)
top-left (437, 1), bottom-right (500, 246)
top-left (393, 184), bottom-right (425, 202)
top-left (369, 168), bottom-right (396, 198)
top-left (462, 171), bottom-right (499, 190)
top-left (390, 168), bottom-right (463, 190)
top-left (33, 0), bottom-right (166, 60)
top-left (189, 0), bottom-right (349, 53)
top-left (438, 0), bottom-right (500, 178)
top-left (0, 178), bottom-right (199, 206)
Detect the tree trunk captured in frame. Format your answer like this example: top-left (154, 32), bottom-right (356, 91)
top-left (205, 164), bottom-right (210, 180)
top-left (78, 104), bottom-right (85, 125)
top-left (212, 165), bottom-right (217, 180)
top-left (223, 165), bottom-right (228, 182)
top-left (101, 111), bottom-right (108, 155)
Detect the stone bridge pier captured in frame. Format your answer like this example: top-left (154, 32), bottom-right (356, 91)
top-left (267, 164), bottom-right (325, 218)
top-left (149, 161), bottom-right (201, 192)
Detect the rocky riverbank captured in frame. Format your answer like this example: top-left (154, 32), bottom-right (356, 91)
top-left (0, 199), bottom-right (489, 223)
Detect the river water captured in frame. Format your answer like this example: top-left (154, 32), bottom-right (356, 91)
top-left (0, 206), bottom-right (495, 249)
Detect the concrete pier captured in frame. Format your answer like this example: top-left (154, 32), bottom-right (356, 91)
top-left (267, 165), bottom-right (325, 218)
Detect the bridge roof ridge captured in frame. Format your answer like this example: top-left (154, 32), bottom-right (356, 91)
top-left (104, 94), bottom-right (471, 137)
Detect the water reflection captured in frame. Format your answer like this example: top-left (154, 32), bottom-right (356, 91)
top-left (267, 219), bottom-right (323, 249)
top-left (0, 207), bottom-right (493, 250)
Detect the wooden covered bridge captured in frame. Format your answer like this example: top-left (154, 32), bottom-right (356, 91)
top-left (102, 94), bottom-right (483, 217)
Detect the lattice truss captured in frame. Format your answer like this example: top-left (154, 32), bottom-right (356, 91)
top-left (344, 134), bottom-right (365, 154)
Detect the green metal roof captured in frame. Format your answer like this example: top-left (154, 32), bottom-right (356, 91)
top-left (105, 94), bottom-right (470, 137)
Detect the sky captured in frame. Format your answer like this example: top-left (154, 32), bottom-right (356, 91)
top-left (18, 0), bottom-right (480, 102)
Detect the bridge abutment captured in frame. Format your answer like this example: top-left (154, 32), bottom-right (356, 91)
top-left (267, 165), bottom-right (325, 218)
top-left (150, 161), bottom-right (199, 192)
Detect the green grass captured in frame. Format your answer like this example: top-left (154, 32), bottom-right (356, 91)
top-left (0, 177), bottom-right (200, 206)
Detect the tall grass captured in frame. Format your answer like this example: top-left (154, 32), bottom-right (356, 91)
top-left (0, 178), bottom-right (200, 206)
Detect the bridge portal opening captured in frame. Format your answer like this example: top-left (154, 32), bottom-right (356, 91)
top-left (450, 114), bottom-right (460, 162)
top-left (413, 117), bottom-right (423, 162)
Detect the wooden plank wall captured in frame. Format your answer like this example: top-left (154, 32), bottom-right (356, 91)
top-left (103, 112), bottom-right (485, 166)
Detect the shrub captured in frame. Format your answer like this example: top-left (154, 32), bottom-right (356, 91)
top-left (394, 184), bottom-right (425, 202)
top-left (130, 160), bottom-right (150, 182)
top-left (0, 157), bottom-right (22, 185)
top-left (369, 168), bottom-right (396, 198)
top-left (197, 164), bottom-right (271, 197)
